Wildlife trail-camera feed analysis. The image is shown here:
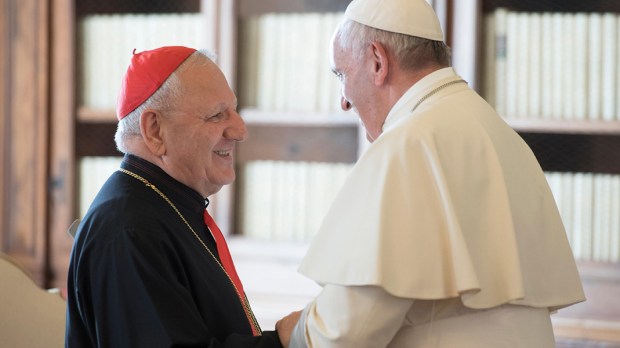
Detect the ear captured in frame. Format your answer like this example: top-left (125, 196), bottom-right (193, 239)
top-left (368, 41), bottom-right (389, 86)
top-left (140, 110), bottom-right (166, 156)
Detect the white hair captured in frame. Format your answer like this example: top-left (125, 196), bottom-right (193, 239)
top-left (335, 19), bottom-right (451, 70)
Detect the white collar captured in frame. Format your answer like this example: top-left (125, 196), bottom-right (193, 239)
top-left (383, 67), bottom-right (459, 132)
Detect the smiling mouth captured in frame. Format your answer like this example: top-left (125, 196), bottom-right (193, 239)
top-left (215, 150), bottom-right (232, 157)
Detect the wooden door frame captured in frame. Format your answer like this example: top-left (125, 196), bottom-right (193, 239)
top-left (48, 0), bottom-right (76, 288)
top-left (0, 0), bottom-right (50, 285)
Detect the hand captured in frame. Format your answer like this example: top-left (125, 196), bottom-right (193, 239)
top-left (275, 310), bottom-right (302, 347)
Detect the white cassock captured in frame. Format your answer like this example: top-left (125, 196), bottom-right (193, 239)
top-left (290, 68), bottom-right (585, 347)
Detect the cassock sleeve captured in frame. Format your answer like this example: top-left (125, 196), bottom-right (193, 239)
top-left (289, 284), bottom-right (413, 347)
top-left (71, 226), bottom-right (282, 348)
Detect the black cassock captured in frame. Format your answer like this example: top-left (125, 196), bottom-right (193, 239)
top-left (66, 154), bottom-right (282, 348)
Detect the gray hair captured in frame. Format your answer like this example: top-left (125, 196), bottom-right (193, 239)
top-left (335, 19), bottom-right (451, 71)
top-left (114, 49), bottom-right (216, 154)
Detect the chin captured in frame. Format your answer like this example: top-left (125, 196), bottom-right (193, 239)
top-left (216, 176), bottom-right (236, 188)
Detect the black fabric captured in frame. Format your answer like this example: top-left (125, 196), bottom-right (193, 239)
top-left (66, 154), bottom-right (282, 348)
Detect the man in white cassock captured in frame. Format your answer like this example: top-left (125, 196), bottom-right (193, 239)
top-left (275, 0), bottom-right (585, 347)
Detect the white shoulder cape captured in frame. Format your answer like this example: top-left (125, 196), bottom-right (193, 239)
top-left (298, 69), bottom-right (585, 310)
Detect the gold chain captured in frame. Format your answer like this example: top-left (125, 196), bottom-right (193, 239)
top-left (118, 168), bottom-right (262, 335)
top-left (410, 79), bottom-right (467, 113)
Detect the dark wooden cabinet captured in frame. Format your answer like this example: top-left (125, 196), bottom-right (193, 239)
top-left (1, 0), bottom-right (54, 287)
top-left (0, 0), bottom-right (76, 289)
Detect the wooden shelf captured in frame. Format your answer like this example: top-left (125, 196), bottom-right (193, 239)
top-left (77, 107), bottom-right (359, 127)
top-left (506, 118), bottom-right (620, 135)
top-left (75, 122), bottom-right (121, 157)
top-left (238, 0), bottom-right (349, 17)
top-left (240, 108), bottom-right (358, 127)
top-left (482, 0), bottom-right (620, 13)
top-left (76, 108), bottom-right (620, 135)
top-left (237, 123), bottom-right (358, 164)
top-left (77, 107), bottom-right (116, 123)
top-left (75, 0), bottom-right (201, 16)
top-left (518, 129), bottom-right (620, 174)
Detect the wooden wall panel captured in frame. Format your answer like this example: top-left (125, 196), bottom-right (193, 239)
top-left (238, 0), bottom-right (349, 17)
top-left (0, 0), bottom-right (8, 252)
top-left (0, 0), bottom-right (49, 286)
top-left (237, 124), bottom-right (359, 164)
top-left (48, 0), bottom-right (75, 289)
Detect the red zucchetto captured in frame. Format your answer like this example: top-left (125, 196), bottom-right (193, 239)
top-left (116, 46), bottom-right (196, 120)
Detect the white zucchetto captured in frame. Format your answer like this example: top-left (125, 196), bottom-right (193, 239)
top-left (345, 0), bottom-right (445, 41)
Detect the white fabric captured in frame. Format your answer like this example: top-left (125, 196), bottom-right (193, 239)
top-left (291, 285), bottom-right (412, 348)
top-left (0, 253), bottom-right (66, 347)
top-left (345, 0), bottom-right (444, 41)
top-left (291, 285), bottom-right (557, 348)
top-left (298, 67), bottom-right (585, 310)
top-left (389, 299), bottom-right (556, 348)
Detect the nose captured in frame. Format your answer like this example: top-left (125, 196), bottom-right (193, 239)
top-left (341, 96), bottom-right (352, 111)
top-left (225, 110), bottom-right (248, 142)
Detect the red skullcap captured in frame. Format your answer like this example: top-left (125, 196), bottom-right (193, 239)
top-left (116, 46), bottom-right (197, 120)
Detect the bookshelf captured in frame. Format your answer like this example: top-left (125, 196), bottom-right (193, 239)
top-left (74, 0), bottom-right (206, 120)
top-left (451, 0), bottom-right (620, 344)
top-left (6, 0), bottom-right (615, 341)
top-left (71, 0), bottom-right (361, 239)
top-left (232, 0), bottom-right (364, 241)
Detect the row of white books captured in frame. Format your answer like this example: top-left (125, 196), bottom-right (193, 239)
top-left (484, 9), bottom-right (620, 121)
top-left (78, 12), bottom-right (346, 115)
top-left (79, 14), bottom-right (207, 111)
top-left (77, 158), bottom-right (353, 241)
top-left (77, 158), bottom-right (620, 262)
top-left (546, 171), bottom-right (620, 263)
top-left (239, 162), bottom-right (620, 262)
top-left (238, 12), bottom-right (344, 113)
top-left (239, 160), bottom-right (353, 241)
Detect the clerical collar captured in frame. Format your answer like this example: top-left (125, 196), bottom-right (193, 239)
top-left (383, 67), bottom-right (460, 131)
top-left (121, 154), bottom-right (205, 217)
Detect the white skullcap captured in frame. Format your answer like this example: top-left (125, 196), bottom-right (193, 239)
top-left (345, 0), bottom-right (444, 41)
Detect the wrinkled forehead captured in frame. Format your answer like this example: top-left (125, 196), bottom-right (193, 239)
top-left (175, 63), bottom-right (236, 111)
